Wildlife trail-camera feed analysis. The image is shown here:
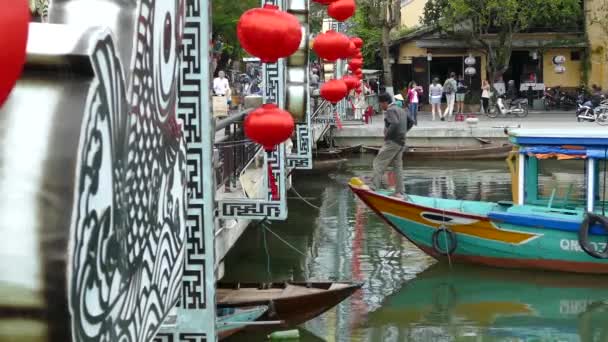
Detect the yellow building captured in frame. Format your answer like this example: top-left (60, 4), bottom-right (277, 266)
top-left (391, 0), bottom-right (594, 104)
top-left (586, 0), bottom-right (608, 90)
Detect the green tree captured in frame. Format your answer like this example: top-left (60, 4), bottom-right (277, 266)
top-left (349, 4), bottom-right (382, 70)
top-left (422, 0), bottom-right (582, 83)
top-left (355, 0), bottom-right (401, 88)
top-left (212, 0), bottom-right (259, 59)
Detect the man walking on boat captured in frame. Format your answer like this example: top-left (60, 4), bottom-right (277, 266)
top-left (372, 92), bottom-right (414, 198)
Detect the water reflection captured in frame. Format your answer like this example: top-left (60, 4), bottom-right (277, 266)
top-left (369, 263), bottom-right (608, 342)
top-left (224, 155), bottom-right (608, 342)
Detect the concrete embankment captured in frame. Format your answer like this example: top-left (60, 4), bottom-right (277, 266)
top-left (333, 111), bottom-right (577, 148)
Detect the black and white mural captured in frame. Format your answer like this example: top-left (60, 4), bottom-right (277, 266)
top-left (68, 0), bottom-right (187, 341)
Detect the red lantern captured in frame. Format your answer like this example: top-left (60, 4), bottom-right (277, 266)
top-left (320, 80), bottom-right (348, 104)
top-left (0, 1), bottom-right (28, 107)
top-left (328, 0), bottom-right (356, 22)
top-left (342, 75), bottom-right (359, 91)
top-left (312, 0), bottom-right (338, 4)
top-left (244, 103), bottom-right (295, 151)
top-left (312, 30), bottom-right (351, 62)
top-left (349, 58), bottom-right (363, 70)
top-left (355, 70), bottom-right (363, 79)
top-left (351, 37), bottom-right (364, 49)
top-left (347, 41), bottom-right (358, 58)
top-left (354, 50), bottom-right (363, 59)
top-left (237, 5), bottom-right (302, 63)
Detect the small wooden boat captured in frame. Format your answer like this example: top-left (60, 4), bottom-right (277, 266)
top-left (217, 282), bottom-right (361, 329)
top-left (217, 305), bottom-right (268, 339)
top-left (350, 129), bottom-right (608, 274)
top-left (362, 142), bottom-right (513, 160)
top-left (315, 144), bottom-right (362, 160)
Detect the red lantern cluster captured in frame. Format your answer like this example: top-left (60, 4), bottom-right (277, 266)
top-left (312, 30), bottom-right (351, 62)
top-left (320, 79), bottom-right (348, 104)
top-left (0, 0), bottom-right (28, 107)
top-left (328, 0), bottom-right (356, 22)
top-left (237, 4), bottom-right (302, 63)
top-left (244, 104), bottom-right (295, 151)
top-left (342, 75), bottom-right (360, 91)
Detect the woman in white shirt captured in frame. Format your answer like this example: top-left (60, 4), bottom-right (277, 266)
top-left (481, 79), bottom-right (491, 114)
top-left (428, 78), bottom-right (443, 121)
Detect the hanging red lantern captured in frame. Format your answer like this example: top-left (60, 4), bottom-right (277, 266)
top-left (320, 79), bottom-right (348, 104)
top-left (355, 70), bottom-right (363, 79)
top-left (328, 0), bottom-right (356, 22)
top-left (342, 75), bottom-right (359, 91)
top-left (312, 0), bottom-right (338, 4)
top-left (347, 41), bottom-right (358, 58)
top-left (244, 103), bottom-right (295, 151)
top-left (349, 58), bottom-right (363, 70)
top-left (0, 1), bottom-right (28, 107)
top-left (244, 103), bottom-right (294, 200)
top-left (354, 50), bottom-right (363, 59)
top-left (237, 4), bottom-right (302, 63)
top-left (351, 37), bottom-right (364, 49)
top-left (312, 30), bottom-right (351, 62)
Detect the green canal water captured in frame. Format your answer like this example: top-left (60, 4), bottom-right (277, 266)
top-left (223, 155), bottom-right (608, 342)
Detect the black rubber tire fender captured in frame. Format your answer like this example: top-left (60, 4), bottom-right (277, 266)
top-left (578, 212), bottom-right (608, 259)
top-left (432, 226), bottom-right (458, 256)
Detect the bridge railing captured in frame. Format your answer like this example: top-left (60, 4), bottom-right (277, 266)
top-left (214, 109), bottom-right (260, 191)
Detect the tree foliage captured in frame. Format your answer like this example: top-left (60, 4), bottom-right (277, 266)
top-left (349, 4), bottom-right (382, 69)
top-left (352, 0), bottom-right (401, 87)
top-left (212, 0), bottom-right (259, 58)
top-left (422, 0), bottom-right (582, 82)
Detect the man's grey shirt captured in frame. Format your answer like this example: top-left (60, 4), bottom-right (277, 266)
top-left (384, 103), bottom-right (414, 146)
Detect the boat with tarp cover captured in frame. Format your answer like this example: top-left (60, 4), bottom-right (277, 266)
top-left (349, 129), bottom-right (608, 274)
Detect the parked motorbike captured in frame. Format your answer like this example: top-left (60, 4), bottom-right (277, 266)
top-left (543, 87), bottom-right (560, 110)
top-left (487, 95), bottom-right (529, 118)
top-left (576, 94), bottom-right (608, 125)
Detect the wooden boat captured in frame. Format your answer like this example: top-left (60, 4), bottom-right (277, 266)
top-left (217, 305), bottom-right (268, 339)
top-left (216, 282), bottom-right (361, 329)
top-left (371, 263), bottom-right (608, 340)
top-left (350, 129), bottom-right (608, 274)
top-left (314, 144), bottom-right (362, 160)
top-left (362, 142), bottom-right (512, 160)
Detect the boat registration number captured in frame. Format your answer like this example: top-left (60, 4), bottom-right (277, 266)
top-left (559, 239), bottom-right (607, 252)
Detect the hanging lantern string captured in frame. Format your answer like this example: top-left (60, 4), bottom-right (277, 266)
top-left (266, 149), bottom-right (279, 201)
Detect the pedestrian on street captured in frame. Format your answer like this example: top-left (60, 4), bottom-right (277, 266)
top-left (372, 92), bottom-right (414, 199)
top-left (354, 85), bottom-right (368, 121)
top-left (310, 70), bottom-right (320, 88)
top-left (443, 72), bottom-right (457, 120)
top-left (407, 81), bottom-right (422, 125)
top-left (213, 70), bottom-right (230, 96)
top-left (394, 94), bottom-right (405, 108)
top-left (455, 75), bottom-right (467, 114)
top-left (429, 78), bottom-right (443, 121)
top-left (481, 79), bottom-right (491, 114)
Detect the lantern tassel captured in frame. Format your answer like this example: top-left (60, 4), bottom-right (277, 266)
top-left (266, 151), bottom-right (279, 201)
